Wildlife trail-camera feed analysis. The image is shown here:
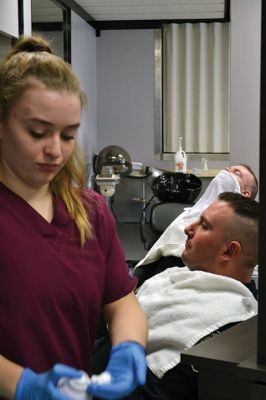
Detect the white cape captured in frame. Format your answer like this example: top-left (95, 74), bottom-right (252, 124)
top-left (136, 170), bottom-right (241, 268)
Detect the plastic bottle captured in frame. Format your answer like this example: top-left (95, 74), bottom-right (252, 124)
top-left (201, 158), bottom-right (208, 171)
top-left (57, 372), bottom-right (92, 400)
top-left (174, 137), bottom-right (187, 173)
top-left (57, 371), bottom-right (111, 400)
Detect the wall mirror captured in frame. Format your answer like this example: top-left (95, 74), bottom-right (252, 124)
top-left (31, 0), bottom-right (70, 61)
top-left (0, 34), bottom-right (12, 62)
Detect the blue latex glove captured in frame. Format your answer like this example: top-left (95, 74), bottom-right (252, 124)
top-left (14, 363), bottom-right (82, 400)
top-left (87, 341), bottom-right (147, 399)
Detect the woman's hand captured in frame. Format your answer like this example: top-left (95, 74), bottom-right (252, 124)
top-left (14, 364), bottom-right (82, 400)
top-left (87, 341), bottom-right (147, 399)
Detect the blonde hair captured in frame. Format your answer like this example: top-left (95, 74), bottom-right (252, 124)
top-left (0, 35), bottom-right (93, 245)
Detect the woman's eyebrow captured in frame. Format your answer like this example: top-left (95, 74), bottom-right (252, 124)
top-left (28, 117), bottom-right (80, 129)
top-left (28, 117), bottom-right (53, 126)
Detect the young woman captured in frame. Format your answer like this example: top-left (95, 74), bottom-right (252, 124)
top-left (0, 35), bottom-right (147, 400)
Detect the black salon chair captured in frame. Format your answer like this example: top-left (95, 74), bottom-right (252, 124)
top-left (140, 201), bottom-right (194, 250)
top-left (140, 172), bottom-right (202, 250)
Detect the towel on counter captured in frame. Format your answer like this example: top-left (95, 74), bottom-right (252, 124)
top-left (137, 267), bottom-right (257, 379)
top-left (136, 170), bottom-right (241, 268)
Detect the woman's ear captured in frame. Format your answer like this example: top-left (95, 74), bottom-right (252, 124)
top-left (223, 241), bottom-right (241, 260)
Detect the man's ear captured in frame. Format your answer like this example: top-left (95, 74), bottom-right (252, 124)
top-left (223, 241), bottom-right (241, 260)
top-left (241, 189), bottom-right (251, 198)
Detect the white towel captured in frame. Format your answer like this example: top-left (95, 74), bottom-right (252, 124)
top-left (137, 267), bottom-right (257, 378)
top-left (136, 170), bottom-right (241, 268)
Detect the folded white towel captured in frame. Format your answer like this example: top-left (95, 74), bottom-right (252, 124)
top-left (137, 267), bottom-right (257, 378)
top-left (136, 170), bottom-right (241, 268)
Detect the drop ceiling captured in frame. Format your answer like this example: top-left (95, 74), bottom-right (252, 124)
top-left (74, 0), bottom-right (227, 21)
top-left (31, 0), bottom-right (228, 25)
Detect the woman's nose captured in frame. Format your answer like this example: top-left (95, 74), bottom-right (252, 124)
top-left (44, 135), bottom-right (62, 158)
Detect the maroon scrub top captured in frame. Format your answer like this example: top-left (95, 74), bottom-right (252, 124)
top-left (0, 182), bottom-right (137, 373)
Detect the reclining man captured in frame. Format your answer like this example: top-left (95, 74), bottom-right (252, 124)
top-left (91, 192), bottom-right (258, 400)
top-left (135, 164), bottom-right (258, 286)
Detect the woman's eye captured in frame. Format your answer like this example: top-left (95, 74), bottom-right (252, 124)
top-left (29, 130), bottom-right (44, 139)
top-left (61, 134), bottom-right (76, 142)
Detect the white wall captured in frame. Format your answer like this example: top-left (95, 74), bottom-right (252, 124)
top-left (71, 11), bottom-right (98, 177)
top-left (97, 29), bottom-right (172, 169)
top-left (230, 0), bottom-right (261, 183)
top-left (23, 0), bottom-right (32, 35)
top-left (97, 3), bottom-right (261, 176)
top-left (0, 0), bottom-right (18, 37)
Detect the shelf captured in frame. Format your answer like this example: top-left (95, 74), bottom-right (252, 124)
top-left (188, 168), bottom-right (221, 177)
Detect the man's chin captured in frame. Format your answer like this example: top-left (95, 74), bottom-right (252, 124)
top-left (181, 253), bottom-right (189, 266)
top-left (181, 255), bottom-right (195, 271)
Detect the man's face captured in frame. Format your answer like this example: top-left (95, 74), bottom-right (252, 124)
top-left (225, 165), bottom-right (255, 197)
top-left (181, 200), bottom-right (234, 272)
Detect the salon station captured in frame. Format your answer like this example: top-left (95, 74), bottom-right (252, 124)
top-left (0, 0), bottom-right (266, 399)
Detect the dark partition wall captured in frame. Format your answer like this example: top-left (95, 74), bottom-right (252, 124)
top-left (258, 0), bottom-right (266, 365)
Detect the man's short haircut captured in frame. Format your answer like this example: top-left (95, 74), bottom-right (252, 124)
top-left (240, 163), bottom-right (259, 199)
top-left (218, 192), bottom-right (259, 267)
top-left (218, 192), bottom-right (259, 221)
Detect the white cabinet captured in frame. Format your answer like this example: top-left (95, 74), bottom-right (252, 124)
top-left (0, 0), bottom-right (19, 37)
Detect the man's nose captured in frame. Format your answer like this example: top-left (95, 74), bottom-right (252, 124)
top-left (184, 223), bottom-right (194, 237)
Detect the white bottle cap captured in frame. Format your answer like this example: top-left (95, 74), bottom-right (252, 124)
top-left (57, 372), bottom-right (92, 400)
top-left (68, 372), bottom-right (91, 391)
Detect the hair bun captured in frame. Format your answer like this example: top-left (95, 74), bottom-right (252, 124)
top-left (8, 35), bottom-right (53, 58)
top-left (23, 42), bottom-right (52, 54)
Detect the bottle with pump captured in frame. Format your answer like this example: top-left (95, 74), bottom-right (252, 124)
top-left (174, 137), bottom-right (187, 173)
